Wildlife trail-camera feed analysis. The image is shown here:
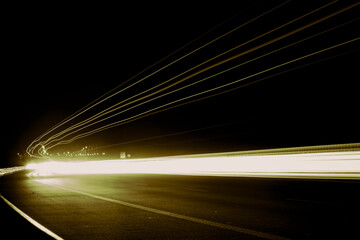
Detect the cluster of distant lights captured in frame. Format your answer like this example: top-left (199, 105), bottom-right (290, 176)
top-left (39, 146), bottom-right (107, 158)
top-left (43, 152), bottom-right (107, 157)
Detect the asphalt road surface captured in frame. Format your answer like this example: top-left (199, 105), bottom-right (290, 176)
top-left (1, 171), bottom-right (359, 240)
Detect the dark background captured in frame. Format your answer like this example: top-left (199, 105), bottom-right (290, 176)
top-left (2, 1), bottom-right (359, 166)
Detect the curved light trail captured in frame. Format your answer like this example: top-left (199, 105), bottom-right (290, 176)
top-left (44, 37), bottom-right (359, 151)
top-left (27, 1), bottom-right (290, 156)
top-left (26, 1), bottom-right (360, 158)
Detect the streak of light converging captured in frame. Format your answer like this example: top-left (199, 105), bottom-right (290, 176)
top-left (48, 17), bottom-right (360, 148)
top-left (26, 1), bottom-right (360, 157)
top-left (42, 37), bottom-right (360, 152)
top-left (43, 33), bottom-right (359, 151)
top-left (33, 1), bottom-right (355, 153)
top-left (44, 37), bottom-right (359, 151)
top-left (27, 1), bottom-right (290, 156)
top-left (29, 1), bottom-right (291, 154)
top-left (65, 0), bottom-right (338, 127)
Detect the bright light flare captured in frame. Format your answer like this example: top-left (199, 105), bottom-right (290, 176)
top-left (25, 151), bottom-right (360, 179)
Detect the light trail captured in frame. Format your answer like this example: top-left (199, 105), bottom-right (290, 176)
top-left (49, 0), bottom-right (338, 135)
top-left (43, 16), bottom-right (360, 149)
top-left (43, 32), bottom-right (358, 150)
top-left (26, 1), bottom-right (290, 156)
top-left (0, 166), bottom-right (25, 177)
top-left (26, 144), bottom-right (360, 179)
top-left (31, 1), bottom-right (354, 153)
top-left (44, 37), bottom-right (360, 150)
top-left (26, 1), bottom-right (360, 157)
top-left (29, 1), bottom-right (291, 154)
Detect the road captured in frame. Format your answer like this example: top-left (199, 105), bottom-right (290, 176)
top-left (1, 171), bottom-right (359, 240)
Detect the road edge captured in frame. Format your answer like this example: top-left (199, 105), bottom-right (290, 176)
top-left (0, 194), bottom-right (64, 240)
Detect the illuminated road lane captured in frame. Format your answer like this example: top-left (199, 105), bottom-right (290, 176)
top-left (1, 172), bottom-right (360, 239)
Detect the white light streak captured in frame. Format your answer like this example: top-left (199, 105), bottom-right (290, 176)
top-left (26, 151), bottom-right (360, 179)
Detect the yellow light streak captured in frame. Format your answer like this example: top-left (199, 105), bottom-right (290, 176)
top-left (26, 2), bottom-right (360, 157)
top-left (44, 37), bottom-right (360, 150)
top-left (37, 1), bottom-right (357, 152)
top-left (50, 0), bottom-right (339, 135)
top-left (44, 17), bottom-right (360, 149)
top-left (27, 1), bottom-right (290, 156)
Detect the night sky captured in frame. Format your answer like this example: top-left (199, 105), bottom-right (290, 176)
top-left (2, 1), bottom-right (360, 166)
